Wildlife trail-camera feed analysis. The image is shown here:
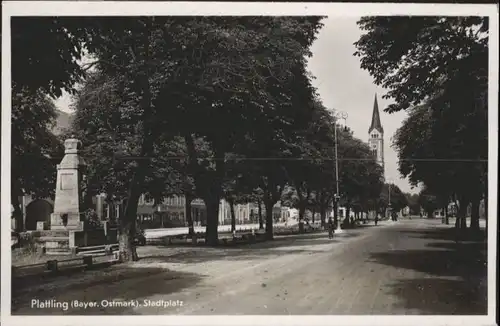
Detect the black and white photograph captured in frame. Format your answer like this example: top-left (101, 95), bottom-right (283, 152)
top-left (1, 2), bottom-right (498, 325)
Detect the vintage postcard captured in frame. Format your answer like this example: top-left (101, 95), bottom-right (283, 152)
top-left (1, 2), bottom-right (498, 326)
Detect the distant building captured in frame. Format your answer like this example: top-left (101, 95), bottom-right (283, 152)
top-left (101, 194), bottom-right (290, 229)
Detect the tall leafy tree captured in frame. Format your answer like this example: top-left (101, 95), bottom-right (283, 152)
top-left (70, 69), bottom-right (189, 260)
top-left (65, 16), bottom-right (325, 254)
top-left (354, 16), bottom-right (488, 113)
top-left (418, 187), bottom-right (440, 218)
top-left (375, 183), bottom-right (407, 218)
top-left (404, 192), bottom-right (421, 215)
top-left (337, 131), bottom-right (380, 226)
top-left (356, 16), bottom-right (488, 231)
top-left (11, 88), bottom-right (63, 231)
top-left (11, 17), bottom-right (89, 97)
top-left (11, 17), bottom-right (92, 232)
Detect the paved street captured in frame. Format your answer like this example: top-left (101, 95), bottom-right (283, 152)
top-left (12, 218), bottom-right (487, 315)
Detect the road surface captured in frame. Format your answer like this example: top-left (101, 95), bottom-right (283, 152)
top-left (12, 218), bottom-right (487, 315)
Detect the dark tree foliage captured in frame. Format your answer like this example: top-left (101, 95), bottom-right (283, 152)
top-left (357, 16), bottom-right (488, 231)
top-left (12, 17), bottom-right (88, 97)
top-left (11, 88), bottom-right (63, 231)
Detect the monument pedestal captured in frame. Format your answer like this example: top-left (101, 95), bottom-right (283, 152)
top-left (44, 138), bottom-right (87, 254)
top-left (50, 213), bottom-right (84, 231)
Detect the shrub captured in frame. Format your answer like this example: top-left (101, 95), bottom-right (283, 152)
top-left (16, 231), bottom-right (40, 253)
top-left (84, 208), bottom-right (103, 230)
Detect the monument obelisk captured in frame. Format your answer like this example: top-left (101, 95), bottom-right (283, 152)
top-left (50, 137), bottom-right (86, 230)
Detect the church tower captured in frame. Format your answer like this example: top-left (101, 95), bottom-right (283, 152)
top-left (368, 94), bottom-right (385, 177)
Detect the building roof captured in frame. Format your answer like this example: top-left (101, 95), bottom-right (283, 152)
top-left (368, 93), bottom-right (384, 134)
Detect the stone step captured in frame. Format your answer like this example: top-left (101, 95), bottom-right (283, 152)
top-left (77, 249), bottom-right (107, 256)
top-left (45, 249), bottom-right (73, 255)
top-left (39, 236), bottom-right (69, 242)
top-left (38, 230), bottom-right (69, 237)
top-left (77, 244), bottom-right (118, 256)
top-left (78, 244), bottom-right (119, 251)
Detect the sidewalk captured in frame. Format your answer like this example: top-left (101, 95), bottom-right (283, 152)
top-left (144, 221), bottom-right (311, 239)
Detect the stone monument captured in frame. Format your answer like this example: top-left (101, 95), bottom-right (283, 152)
top-left (40, 137), bottom-right (118, 255)
top-left (50, 137), bottom-right (86, 230)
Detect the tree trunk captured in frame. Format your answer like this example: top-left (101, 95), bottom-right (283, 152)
top-left (204, 195), bottom-right (220, 246)
top-left (257, 198), bottom-right (264, 229)
top-left (484, 196), bottom-right (488, 233)
top-left (118, 20), bottom-right (160, 262)
top-left (82, 182), bottom-right (94, 212)
top-left (484, 188), bottom-right (488, 231)
top-left (311, 208), bottom-right (316, 224)
top-left (119, 185), bottom-right (141, 262)
top-left (345, 205), bottom-right (351, 227)
top-left (470, 198), bottom-right (480, 231)
top-left (456, 196), bottom-right (469, 231)
top-left (444, 205), bottom-right (449, 225)
top-left (118, 139), bottom-right (154, 262)
top-left (264, 200), bottom-right (275, 240)
top-left (298, 204), bottom-right (306, 233)
top-left (229, 198), bottom-right (236, 232)
top-left (11, 190), bottom-right (24, 232)
top-left (485, 202), bottom-right (488, 233)
top-left (185, 193), bottom-right (194, 236)
top-left (320, 204), bottom-right (327, 227)
top-left (460, 206), bottom-right (467, 229)
top-left (333, 200), bottom-right (339, 228)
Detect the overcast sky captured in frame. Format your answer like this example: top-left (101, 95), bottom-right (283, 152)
top-left (54, 16), bottom-right (417, 194)
top-left (306, 16), bottom-right (416, 194)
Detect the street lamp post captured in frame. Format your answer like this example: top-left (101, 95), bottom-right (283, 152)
top-left (333, 111), bottom-right (348, 233)
top-left (386, 179), bottom-right (392, 221)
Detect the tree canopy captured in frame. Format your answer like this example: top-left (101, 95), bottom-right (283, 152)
top-left (13, 16), bottom-right (393, 259)
top-left (354, 16), bottom-right (488, 113)
top-left (356, 16), bottom-right (489, 231)
top-left (11, 87), bottom-right (64, 231)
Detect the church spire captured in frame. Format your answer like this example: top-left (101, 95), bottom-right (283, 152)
top-left (368, 93), bottom-right (383, 134)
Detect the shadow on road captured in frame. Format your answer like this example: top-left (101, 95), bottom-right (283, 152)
top-left (399, 227), bottom-right (487, 242)
top-left (368, 247), bottom-right (486, 278)
top-left (12, 267), bottom-right (203, 315)
top-left (387, 277), bottom-right (487, 315)
top-left (140, 246), bottom-right (338, 264)
top-left (368, 227), bottom-right (487, 315)
top-left (140, 232), bottom-right (348, 264)
top-left (159, 231), bottom-right (342, 249)
top-left (12, 261), bottom-right (117, 293)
